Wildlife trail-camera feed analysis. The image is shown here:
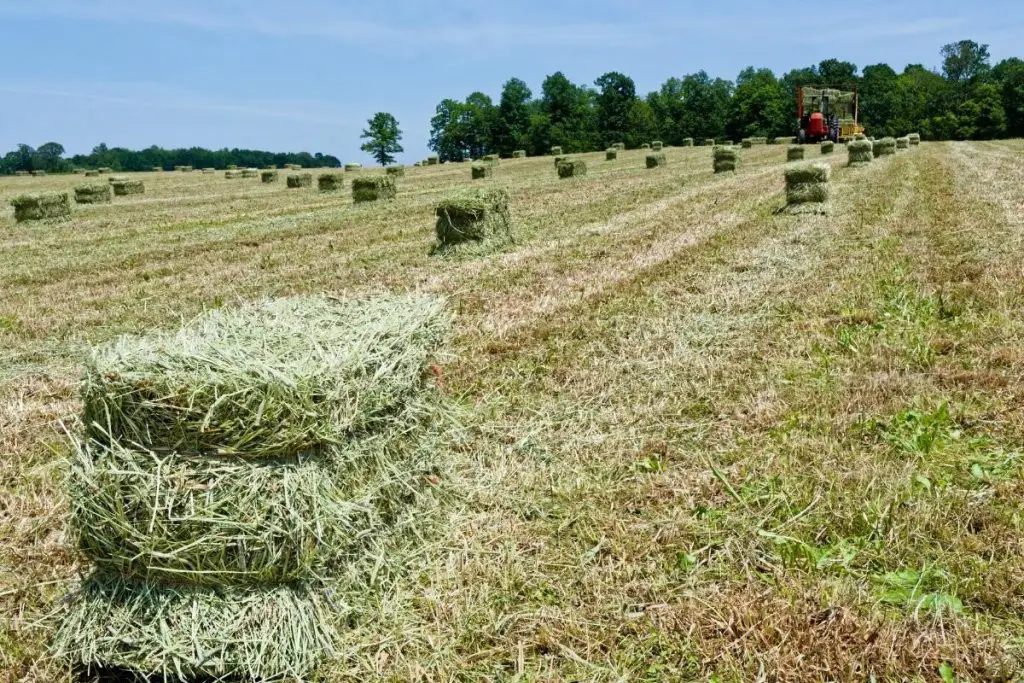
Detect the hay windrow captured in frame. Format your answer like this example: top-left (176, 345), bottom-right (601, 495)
top-left (81, 295), bottom-right (449, 458)
top-left (847, 139), bottom-right (874, 166)
top-left (556, 158), bottom-right (586, 178)
top-left (111, 180), bottom-right (145, 196)
top-left (713, 147), bottom-right (738, 173)
top-left (787, 145), bottom-right (806, 161)
top-left (433, 187), bottom-right (512, 252)
top-left (287, 173), bottom-right (313, 188)
top-left (646, 152), bottom-right (667, 168)
top-left (74, 184), bottom-right (113, 205)
top-left (10, 192), bottom-right (71, 221)
top-left (352, 175), bottom-right (397, 203)
top-left (318, 173), bottom-right (344, 192)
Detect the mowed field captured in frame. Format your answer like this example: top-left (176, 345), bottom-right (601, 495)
top-left (2, 141), bottom-right (1024, 681)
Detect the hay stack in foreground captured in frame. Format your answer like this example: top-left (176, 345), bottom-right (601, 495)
top-left (896, 136), bottom-right (910, 150)
top-left (74, 184), bottom-right (112, 204)
top-left (287, 173), bottom-right (313, 188)
top-left (646, 152), bottom-right (667, 168)
top-left (112, 180), bottom-right (144, 196)
top-left (318, 173), bottom-right (344, 192)
top-left (54, 294), bottom-right (450, 681)
top-left (433, 188), bottom-right (511, 253)
top-left (821, 140), bottom-right (835, 154)
top-left (848, 139), bottom-right (874, 166)
top-left (352, 175), bottom-right (397, 203)
top-left (386, 165), bottom-right (405, 177)
top-left (471, 164), bottom-right (492, 179)
top-left (10, 193), bottom-right (71, 221)
top-left (785, 163), bottom-right (831, 206)
top-left (873, 137), bottom-right (897, 157)
top-left (787, 145), bottom-right (805, 161)
top-left (261, 170), bottom-right (278, 183)
top-left (713, 147), bottom-right (738, 173)
top-left (605, 148), bottom-right (618, 161)
top-left (556, 158), bottom-right (587, 178)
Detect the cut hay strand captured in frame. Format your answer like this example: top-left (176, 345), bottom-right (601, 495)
top-left (556, 158), bottom-right (587, 178)
top-left (787, 145), bottom-right (806, 161)
top-left (81, 295), bottom-right (448, 458)
top-left (847, 139), bottom-right (874, 166)
top-left (426, 155), bottom-right (440, 166)
top-left (682, 138), bottom-right (694, 147)
top-left (784, 163), bottom-right (831, 205)
top-left (896, 136), bottom-right (910, 150)
top-left (713, 147), bottom-right (738, 173)
top-left (318, 174), bottom-right (344, 192)
top-left (433, 187), bottom-right (511, 251)
top-left (74, 184), bottom-right (113, 205)
top-left (820, 140), bottom-right (835, 154)
top-left (110, 181), bottom-right (144, 197)
top-left (511, 150), bottom-right (526, 158)
top-left (287, 173), bottom-right (313, 188)
top-left (550, 146), bottom-right (563, 156)
top-left (344, 163), bottom-right (362, 172)
top-left (651, 141), bottom-right (663, 151)
top-left (646, 152), bottom-right (667, 169)
top-left (352, 176), bottom-right (397, 203)
top-left (261, 170), bottom-right (279, 183)
top-left (10, 193), bottom-right (71, 221)
top-left (385, 165), bottom-right (405, 177)
top-left (471, 164), bottom-right (492, 179)
top-left (605, 148), bottom-right (618, 161)
top-left (873, 137), bottom-right (897, 157)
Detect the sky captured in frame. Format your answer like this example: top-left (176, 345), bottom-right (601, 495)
top-left (0, 0), bottom-right (1021, 165)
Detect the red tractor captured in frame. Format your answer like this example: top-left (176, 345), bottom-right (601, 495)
top-left (797, 86), bottom-right (862, 143)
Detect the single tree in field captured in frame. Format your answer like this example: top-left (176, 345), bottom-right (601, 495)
top-left (360, 112), bottom-right (403, 166)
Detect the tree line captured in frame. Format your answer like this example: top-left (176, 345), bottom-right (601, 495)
top-left (429, 39), bottom-right (1024, 161)
top-left (0, 142), bottom-right (341, 175)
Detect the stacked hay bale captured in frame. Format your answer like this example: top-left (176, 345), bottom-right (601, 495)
top-left (112, 180), bottom-right (145, 196)
top-left (287, 173), bottom-right (313, 188)
top-left (873, 137), bottom-right (897, 157)
top-left (74, 184), bottom-right (112, 204)
top-left (908, 133), bottom-right (921, 146)
top-left (52, 295), bottom-right (450, 681)
top-left (386, 165), bottom-right (405, 177)
top-left (512, 150), bottom-right (526, 159)
top-left (352, 176), bottom-right (397, 203)
top-left (471, 164), bottom-right (492, 179)
top-left (241, 168), bottom-right (259, 178)
top-left (651, 141), bottom-right (664, 151)
top-left (646, 152), bottom-right (667, 168)
top-left (787, 145), bottom-right (806, 161)
top-left (605, 148), bottom-right (618, 161)
top-left (556, 158), bottom-right (587, 178)
top-left (896, 136), bottom-right (910, 150)
top-left (107, 175), bottom-right (129, 184)
top-left (10, 193), bottom-right (71, 221)
top-left (344, 163), bottom-right (362, 172)
top-left (426, 155), bottom-right (440, 166)
top-left (433, 188), bottom-right (511, 253)
top-left (713, 147), bottom-right (738, 173)
top-left (785, 163), bottom-right (831, 207)
top-left (261, 170), bottom-right (279, 183)
top-left (318, 173), bottom-right (344, 192)
top-left (550, 146), bottom-right (563, 156)
top-left (820, 140), bottom-right (835, 154)
top-left (682, 138), bottom-right (694, 147)
top-left (847, 139), bottom-right (874, 166)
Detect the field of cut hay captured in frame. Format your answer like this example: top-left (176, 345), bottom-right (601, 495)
top-left (3, 140), bottom-right (1024, 681)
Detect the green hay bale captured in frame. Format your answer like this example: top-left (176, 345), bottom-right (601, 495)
top-left (704, 138), bottom-right (715, 147)
top-left (909, 133), bottom-right (921, 146)
top-left (873, 137), bottom-right (897, 157)
top-left (241, 168), bottom-right (259, 178)
top-left (51, 574), bottom-right (336, 681)
top-left (741, 139), bottom-right (753, 149)
top-left (512, 150), bottom-right (526, 158)
top-left (482, 154), bottom-right (499, 164)
top-left (646, 152), bottom-right (667, 168)
top-left (713, 147), bottom-right (738, 173)
top-left (318, 173), bottom-right (344, 192)
top-left (74, 184), bottom-right (113, 205)
top-left (820, 140), bottom-right (835, 154)
top-left (98, 167), bottom-right (112, 174)
top-left (434, 187), bottom-right (512, 250)
top-left (352, 175), bottom-right (397, 203)
top-left (651, 141), bottom-right (663, 151)
top-left (787, 145), bottom-right (805, 161)
top-left (225, 170), bottom-right (244, 179)
top-left (202, 168), bottom-right (215, 174)
top-left (772, 136), bottom-right (798, 145)
top-left (847, 139), bottom-right (874, 166)
top-left (81, 294), bottom-right (447, 458)
top-left (426, 155), bottom-right (440, 166)
top-left (344, 163), bottom-right (362, 172)
top-left (10, 192), bottom-right (71, 221)
top-left (785, 163), bottom-right (831, 205)
top-left (471, 164), bottom-right (492, 179)
top-left (261, 170), bottom-right (278, 183)
top-left (605, 148), bottom-right (618, 161)
top-left (151, 167), bottom-right (162, 172)
top-left (84, 170), bottom-right (99, 177)
top-left (553, 155), bottom-right (566, 168)
top-left (179, 165), bottom-right (193, 172)
top-left (227, 164), bottom-right (239, 170)
top-left (613, 142), bottom-right (625, 151)
top-left (640, 143), bottom-right (651, 150)
top-left (287, 173), bottom-right (313, 188)
top-left (682, 138), bottom-right (694, 147)
top-left (550, 146), bottom-right (563, 156)
top-left (31, 170), bottom-right (47, 177)
top-left (896, 136), bottom-right (910, 149)
top-left (111, 180), bottom-right (145, 196)
top-left (385, 165), bottom-right (406, 177)
top-left (556, 158), bottom-right (587, 178)
top-left (15, 170), bottom-right (29, 176)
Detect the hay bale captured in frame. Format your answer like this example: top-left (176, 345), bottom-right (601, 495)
top-left (556, 158), bottom-right (587, 178)
top-left (385, 165), bottom-right (405, 177)
top-left (318, 173), bottom-right (344, 192)
top-left (15, 170), bottom-right (29, 176)
top-left (426, 155), bottom-right (440, 166)
top-left (482, 154), bottom-right (500, 164)
top-left (471, 164), bottom-right (492, 179)
top-left (741, 139), bottom-right (753, 149)
top-left (352, 175), bottom-right (397, 203)
top-left (74, 184), bottom-right (113, 205)
top-left (84, 170), bottom-right (99, 177)
top-left (550, 146), bottom-right (563, 156)
top-left (225, 170), bottom-right (243, 179)
top-left (512, 150), bottom-right (526, 159)
top-left (98, 167), bottom-right (112, 174)
top-left (241, 168), bottom-right (259, 178)
top-left (179, 165), bottom-right (193, 172)
top-left (108, 175), bottom-right (129, 184)
top-left (908, 133), bottom-right (921, 146)
top-left (704, 138), bottom-right (715, 146)
top-left (151, 167), bottom-right (162, 172)
top-left (202, 168), bottom-right (215, 174)
top-left (605, 148), bottom-right (618, 161)
top-left (9, 193), bottom-right (71, 221)
top-left (553, 155), bottom-right (566, 168)
top-left (896, 136), bottom-right (910, 150)
top-left (713, 147), bottom-right (738, 173)
top-left (287, 164), bottom-right (303, 171)
top-left (287, 173), bottom-right (313, 188)
top-left (261, 170), bottom-right (278, 183)
top-left (434, 188), bottom-right (512, 251)
top-left (613, 142), bottom-right (625, 151)
top-left (785, 163), bottom-right (831, 205)
top-left (640, 143), bottom-right (651, 150)
top-left (31, 170), bottom-right (47, 177)
top-left (646, 152), bottom-right (667, 168)
top-left (227, 164), bottom-right (238, 170)
top-left (847, 139), bottom-right (874, 166)
top-left (651, 141), bottom-right (664, 151)
top-left (787, 145), bottom-right (805, 161)
top-left (112, 180), bottom-right (144, 196)
top-left (873, 137), bottom-right (897, 157)
top-left (413, 161), bottom-right (422, 167)
top-left (750, 137), bottom-right (768, 145)
top-left (820, 141), bottom-right (835, 154)
top-left (772, 136), bottom-right (798, 145)
top-left (682, 138), bottom-right (694, 147)
top-left (344, 163), bottom-right (362, 172)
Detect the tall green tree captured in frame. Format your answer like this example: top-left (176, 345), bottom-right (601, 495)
top-left (428, 99), bottom-right (468, 162)
top-left (594, 71), bottom-right (637, 146)
top-left (993, 58), bottom-right (1024, 137)
top-left (461, 92), bottom-right (497, 159)
top-left (679, 72), bottom-right (732, 141)
top-left (727, 67), bottom-right (789, 140)
top-left (360, 112), bottom-right (403, 166)
top-left (495, 78), bottom-right (533, 155)
top-left (941, 40), bottom-right (992, 85)
top-left (540, 72), bottom-right (598, 152)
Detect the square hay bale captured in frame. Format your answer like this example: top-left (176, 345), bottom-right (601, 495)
top-left (74, 184), bottom-right (113, 204)
top-left (787, 145), bottom-right (805, 161)
top-left (553, 155), bottom-right (566, 168)
top-left (784, 163), bottom-right (831, 205)
top-left (471, 164), bottom-right (492, 179)
top-left (605, 148), bottom-right (619, 161)
top-left (482, 154), bottom-right (500, 164)
top-left (352, 175), bottom-right (397, 203)
top-left (772, 136), bottom-right (798, 145)
top-left (847, 139), bottom-right (874, 166)
top-left (550, 146), bottom-right (563, 156)
top-left (287, 173), bottom-right (313, 188)
top-left (651, 141), bottom-right (664, 151)
top-left (385, 165), bottom-right (405, 177)
top-left (225, 170), bottom-right (243, 179)
top-left (556, 158), bottom-right (587, 178)
top-left (179, 165), bottom-right (193, 172)
top-left (682, 138), bottom-right (694, 147)
top-left (613, 142), bottom-right (625, 151)
top-left (112, 180), bottom-right (145, 196)
top-left (344, 162), bottom-right (362, 172)
top-left (908, 133), bottom-right (921, 146)
top-left (98, 167), bottom-right (112, 174)
top-left (202, 168), bottom-right (215, 174)
top-left (896, 136), bottom-right (910, 149)
top-left (287, 164), bottom-right (303, 170)
top-left (713, 147), bottom-right (738, 173)
top-left (426, 155), bottom-right (440, 166)
top-left (434, 187), bottom-right (512, 251)
top-left (151, 167), bottom-right (162, 172)
top-left (15, 170), bottom-right (29, 176)
top-left (646, 152), bottom-right (667, 168)
top-left (820, 140), bottom-right (835, 154)
top-left (512, 150), bottom-right (526, 158)
top-left (741, 139), bottom-right (753, 149)
top-left (108, 175), bottom-right (129, 184)
top-left (261, 170), bottom-right (278, 183)
top-left (31, 170), bottom-right (47, 176)
top-left (704, 138), bottom-right (716, 147)
top-left (84, 170), bottom-right (99, 177)
top-left (640, 143), bottom-right (651, 150)
top-left (413, 161), bottom-right (422, 167)
top-left (10, 192), bottom-right (71, 221)
top-left (227, 164), bottom-right (238, 170)
top-left (318, 173), bottom-right (344, 192)
top-left (751, 137), bottom-right (768, 145)
top-left (241, 168), bottom-right (259, 178)
top-left (873, 137), bottom-right (897, 157)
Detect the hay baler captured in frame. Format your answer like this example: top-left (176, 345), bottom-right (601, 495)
top-left (797, 86), bottom-right (864, 143)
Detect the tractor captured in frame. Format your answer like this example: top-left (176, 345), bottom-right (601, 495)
top-left (797, 86), bottom-right (864, 143)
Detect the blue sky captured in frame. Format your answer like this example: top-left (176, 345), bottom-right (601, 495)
top-left (1, 0), bottom-right (1020, 164)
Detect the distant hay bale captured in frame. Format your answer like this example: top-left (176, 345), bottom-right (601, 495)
top-left (896, 136), bottom-right (910, 150)
top-left (352, 175), bottom-right (397, 203)
top-left (344, 163), bottom-right (362, 172)
top-left (613, 142), bottom-right (625, 151)
top-left (286, 173), bottom-right (313, 188)
top-left (385, 165), bottom-right (405, 177)
top-left (873, 137), bottom-right (897, 157)
top-left (646, 152), bottom-right (667, 168)
top-left (318, 173), bottom-right (344, 192)
top-left (605, 148), bottom-right (618, 161)
top-left (426, 155), bottom-right (440, 166)
top-left (741, 139), bottom-right (753, 148)
top-left (550, 146), bottom-right (563, 156)
top-left (787, 145), bottom-right (805, 161)
top-left (112, 180), bottom-right (145, 196)
top-left (556, 158), bottom-right (587, 178)
top-left (227, 164), bottom-right (238, 170)
top-left (31, 170), bottom-right (47, 177)
top-left (713, 147), bottom-right (738, 173)
top-left (471, 164), bottom-right (492, 179)
top-left (908, 133), bottom-right (921, 146)
top-left (225, 170), bottom-right (243, 179)
top-left (704, 138), bottom-right (715, 147)
top-left (682, 138), bottom-right (694, 147)
top-left (772, 136), bottom-right (799, 145)
top-left (10, 193), bottom-right (71, 221)
top-left (785, 163), bottom-right (831, 205)
top-left (553, 155), bottom-right (566, 168)
top-left (482, 154), bottom-right (499, 164)
top-left (651, 141), bottom-right (663, 151)
top-left (241, 168), bottom-right (259, 178)
top-left (820, 141), bottom-right (835, 154)
top-left (413, 161), bottom-right (422, 167)
top-left (261, 170), bottom-right (279, 183)
top-left (750, 137), bottom-right (768, 145)
top-left (151, 167), bottom-right (162, 172)
top-left (98, 167), bottom-right (112, 174)
top-left (640, 143), bottom-right (651, 150)
top-left (108, 175), bottom-right (129, 184)
top-left (202, 168), bottom-right (215, 174)
top-left (179, 165), bottom-right (193, 172)
top-left (512, 150), bottom-right (526, 158)
top-left (84, 170), bottom-right (99, 177)
top-left (15, 170), bottom-right (29, 176)
top-left (847, 139), bottom-right (874, 166)
top-left (286, 164), bottom-right (303, 171)
top-left (434, 187), bottom-right (511, 251)
top-left (74, 184), bottom-right (113, 204)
